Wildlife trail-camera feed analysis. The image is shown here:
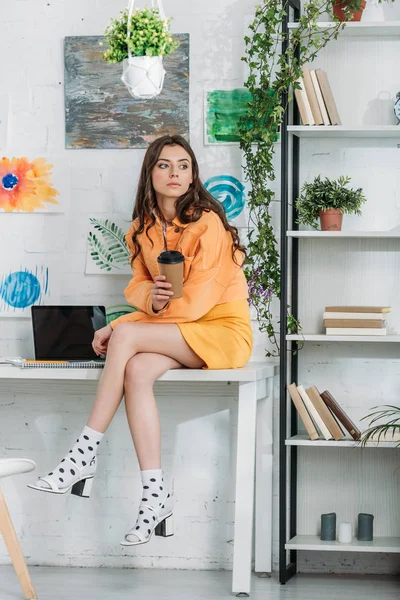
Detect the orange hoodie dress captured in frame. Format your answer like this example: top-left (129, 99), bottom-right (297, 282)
top-left (110, 209), bottom-right (253, 369)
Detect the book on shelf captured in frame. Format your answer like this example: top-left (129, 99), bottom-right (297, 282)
top-left (301, 67), bottom-right (324, 125)
top-left (287, 383), bottom-right (319, 440)
top-left (297, 384), bottom-right (332, 440)
top-left (305, 386), bottom-right (346, 441)
top-left (309, 69), bottom-right (330, 125)
top-left (326, 327), bottom-right (387, 335)
top-left (325, 306), bottom-right (391, 313)
top-left (324, 319), bottom-right (386, 329)
top-left (315, 69), bottom-right (342, 125)
top-left (294, 76), bottom-right (315, 126)
top-left (320, 390), bottom-right (361, 441)
top-left (323, 311), bottom-right (387, 320)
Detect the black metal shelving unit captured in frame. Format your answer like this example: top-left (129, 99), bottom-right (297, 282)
top-left (279, 0), bottom-right (301, 585)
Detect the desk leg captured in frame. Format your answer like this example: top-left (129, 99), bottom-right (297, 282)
top-left (232, 381), bottom-right (257, 597)
top-left (255, 379), bottom-right (273, 575)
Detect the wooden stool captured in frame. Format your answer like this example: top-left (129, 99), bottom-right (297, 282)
top-left (0, 458), bottom-right (37, 599)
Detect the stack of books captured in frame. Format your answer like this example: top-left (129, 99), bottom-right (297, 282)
top-left (294, 67), bottom-right (341, 126)
top-left (323, 305), bottom-right (390, 336)
top-left (287, 384), bottom-right (361, 442)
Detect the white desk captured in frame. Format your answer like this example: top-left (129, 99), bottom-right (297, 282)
top-left (0, 361), bottom-right (276, 597)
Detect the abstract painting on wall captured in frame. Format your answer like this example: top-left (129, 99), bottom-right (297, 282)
top-left (0, 156), bottom-right (68, 213)
top-left (204, 174), bottom-right (248, 228)
top-left (86, 217), bottom-right (131, 275)
top-left (64, 34), bottom-right (189, 149)
top-left (0, 261), bottom-right (59, 317)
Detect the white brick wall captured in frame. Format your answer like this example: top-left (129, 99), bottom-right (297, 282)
top-left (3, 0), bottom-right (398, 576)
top-left (0, 0), bottom-right (274, 572)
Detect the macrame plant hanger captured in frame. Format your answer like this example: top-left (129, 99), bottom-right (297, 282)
top-left (121, 0), bottom-right (167, 99)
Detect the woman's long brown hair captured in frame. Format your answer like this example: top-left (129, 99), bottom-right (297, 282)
top-left (130, 135), bottom-right (246, 266)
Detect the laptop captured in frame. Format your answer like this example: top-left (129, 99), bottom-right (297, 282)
top-left (29, 305), bottom-right (107, 368)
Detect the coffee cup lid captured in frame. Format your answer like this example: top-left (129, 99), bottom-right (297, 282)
top-left (157, 250), bottom-right (185, 265)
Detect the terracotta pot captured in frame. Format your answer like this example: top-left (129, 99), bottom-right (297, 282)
top-left (333, 0), bottom-right (366, 21)
top-left (319, 208), bottom-right (343, 231)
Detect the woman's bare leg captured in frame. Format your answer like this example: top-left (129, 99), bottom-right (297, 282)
top-left (122, 351), bottom-right (186, 545)
top-left (87, 322), bottom-right (205, 433)
top-left (123, 353), bottom-right (181, 470)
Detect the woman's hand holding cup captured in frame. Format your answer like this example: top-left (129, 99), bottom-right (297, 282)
top-left (152, 275), bottom-right (174, 312)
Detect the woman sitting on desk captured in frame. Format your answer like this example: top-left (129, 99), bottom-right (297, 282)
top-left (29, 135), bottom-right (253, 547)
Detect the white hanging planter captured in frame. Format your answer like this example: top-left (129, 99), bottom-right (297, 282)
top-left (121, 55), bottom-right (166, 100)
top-left (122, 0), bottom-right (167, 100)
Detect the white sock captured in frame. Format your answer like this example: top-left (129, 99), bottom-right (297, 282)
top-left (126, 469), bottom-right (170, 542)
top-left (141, 469), bottom-right (166, 506)
top-left (41, 425), bottom-right (104, 489)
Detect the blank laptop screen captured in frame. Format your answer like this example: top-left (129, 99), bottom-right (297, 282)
top-left (31, 306), bottom-right (107, 360)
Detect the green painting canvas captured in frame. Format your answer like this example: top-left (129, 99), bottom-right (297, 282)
top-left (204, 89), bottom-right (251, 145)
top-left (204, 88), bottom-right (279, 145)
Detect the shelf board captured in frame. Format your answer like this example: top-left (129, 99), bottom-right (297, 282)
top-left (287, 230), bottom-right (400, 238)
top-left (286, 535), bottom-right (400, 553)
top-left (287, 125), bottom-right (400, 138)
top-left (287, 334), bottom-right (400, 342)
top-left (288, 21), bottom-right (400, 37)
top-left (286, 434), bottom-right (399, 448)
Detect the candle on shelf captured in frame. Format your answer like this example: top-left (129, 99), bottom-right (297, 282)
top-left (320, 513), bottom-right (336, 541)
top-left (358, 513), bottom-right (374, 541)
top-left (338, 521), bottom-right (352, 544)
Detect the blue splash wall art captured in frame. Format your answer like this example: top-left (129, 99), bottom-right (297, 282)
top-left (204, 175), bottom-right (246, 221)
top-left (0, 265), bottom-right (51, 315)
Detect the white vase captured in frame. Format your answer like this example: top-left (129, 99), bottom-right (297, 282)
top-left (121, 55), bottom-right (166, 100)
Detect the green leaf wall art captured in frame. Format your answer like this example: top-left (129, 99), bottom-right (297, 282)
top-left (86, 217), bottom-right (131, 274)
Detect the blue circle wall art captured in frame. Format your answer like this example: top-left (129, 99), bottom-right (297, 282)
top-left (204, 175), bottom-right (246, 221)
top-left (0, 267), bottom-right (49, 313)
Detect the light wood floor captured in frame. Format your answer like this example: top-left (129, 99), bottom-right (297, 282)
top-left (1, 566), bottom-right (399, 600)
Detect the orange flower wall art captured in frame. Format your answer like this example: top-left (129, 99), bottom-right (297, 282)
top-left (0, 157), bottom-right (59, 212)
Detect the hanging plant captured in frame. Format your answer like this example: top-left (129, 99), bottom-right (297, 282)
top-left (102, 3), bottom-right (179, 99)
top-left (238, 0), bottom-right (350, 357)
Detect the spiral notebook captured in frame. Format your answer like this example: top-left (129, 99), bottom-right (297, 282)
top-left (6, 358), bottom-right (104, 369)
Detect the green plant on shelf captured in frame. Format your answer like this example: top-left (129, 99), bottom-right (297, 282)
top-left (295, 175), bottom-right (367, 229)
top-left (360, 405), bottom-right (400, 447)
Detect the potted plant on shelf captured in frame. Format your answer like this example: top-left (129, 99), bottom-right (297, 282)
top-left (295, 175), bottom-right (367, 231)
top-left (102, 4), bottom-right (179, 99)
top-left (332, 0), bottom-right (396, 23)
top-left (332, 0), bottom-right (367, 22)
top-left (360, 405), bottom-right (400, 447)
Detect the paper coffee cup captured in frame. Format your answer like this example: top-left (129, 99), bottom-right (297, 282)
top-left (157, 251), bottom-right (184, 299)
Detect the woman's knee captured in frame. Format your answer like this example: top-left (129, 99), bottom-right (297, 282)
top-left (109, 323), bottom-right (136, 348)
top-left (124, 353), bottom-right (157, 388)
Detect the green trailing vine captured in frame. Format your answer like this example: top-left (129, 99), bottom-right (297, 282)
top-left (238, 0), bottom-right (348, 357)
top-left (88, 218), bottom-right (129, 272)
